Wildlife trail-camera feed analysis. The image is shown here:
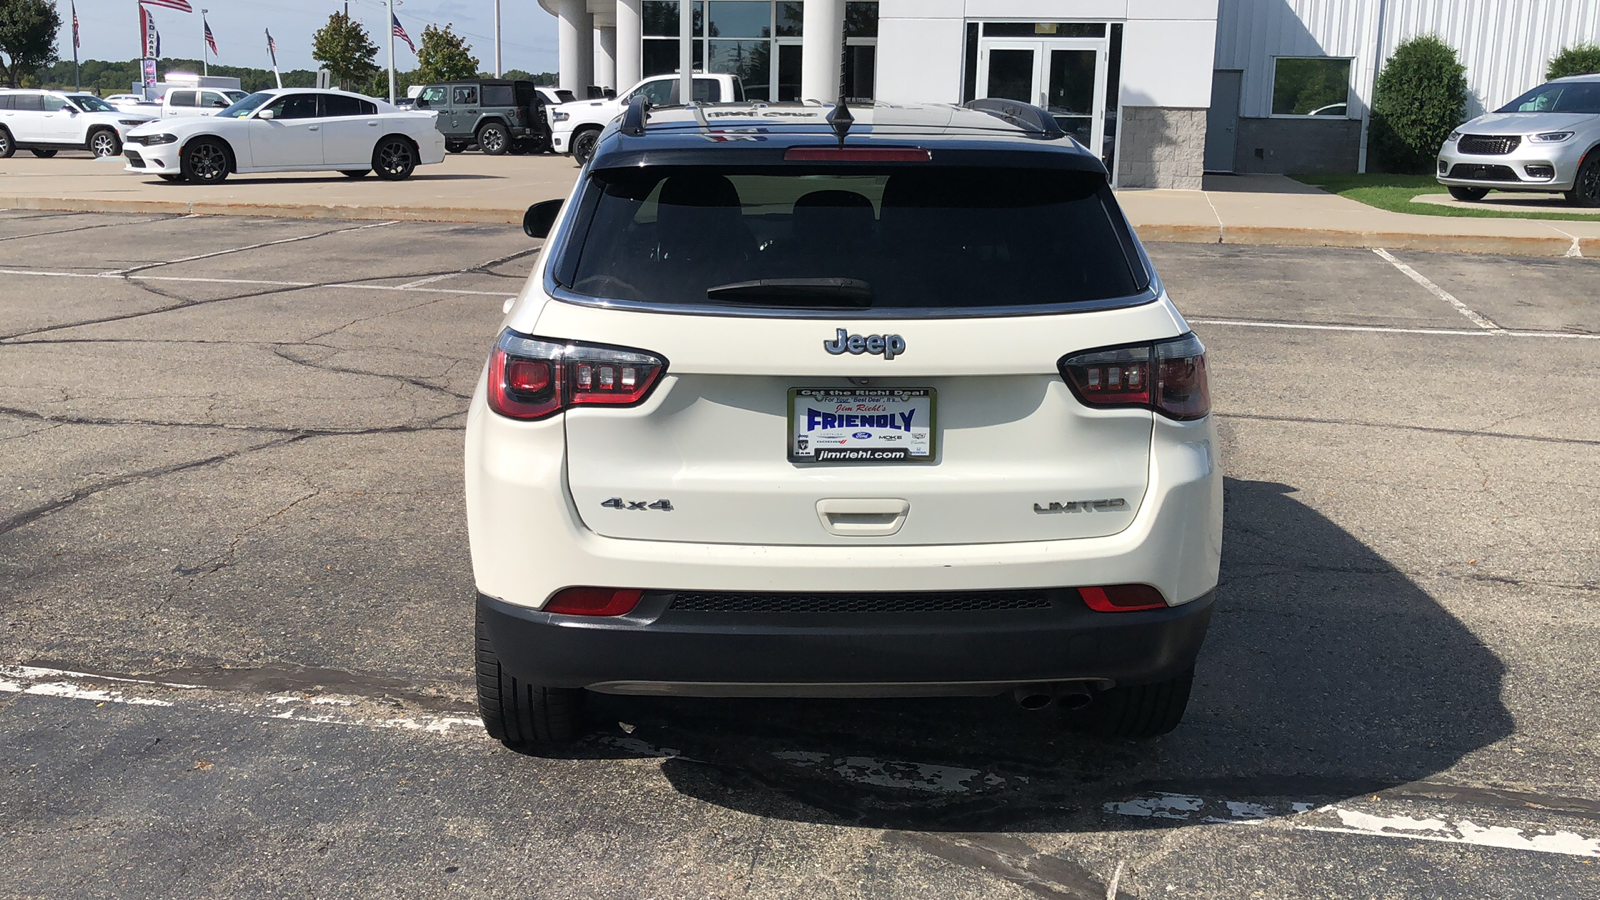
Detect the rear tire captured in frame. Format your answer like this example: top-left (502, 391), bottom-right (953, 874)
top-left (373, 136), bottom-right (417, 181)
top-left (1072, 670), bottom-right (1194, 739)
top-left (1447, 186), bottom-right (1488, 202)
top-left (181, 138), bottom-right (230, 184)
top-left (507, 140), bottom-right (530, 156)
top-left (30, 148), bottom-right (57, 158)
top-left (0, 128), bottom-right (15, 159)
top-left (477, 122), bottom-right (510, 156)
top-left (341, 169), bottom-right (371, 178)
top-left (476, 612), bottom-right (585, 748)
top-left (88, 128), bottom-right (121, 158)
top-left (571, 128), bottom-right (600, 166)
top-left (1565, 154), bottom-right (1600, 207)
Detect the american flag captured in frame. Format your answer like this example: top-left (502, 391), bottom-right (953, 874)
top-left (204, 18), bottom-right (217, 56)
top-left (265, 29), bottom-right (277, 67)
top-left (139, 0), bottom-right (195, 12)
top-left (71, 2), bottom-right (79, 49)
top-left (392, 13), bottom-right (415, 53)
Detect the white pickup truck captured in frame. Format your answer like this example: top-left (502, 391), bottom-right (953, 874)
top-left (549, 73), bottom-right (744, 164)
top-left (161, 87), bottom-right (250, 118)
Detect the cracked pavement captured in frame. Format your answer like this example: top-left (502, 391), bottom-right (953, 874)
top-left (1, 214), bottom-right (1597, 898)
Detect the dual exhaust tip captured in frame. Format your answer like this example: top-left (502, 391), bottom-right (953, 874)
top-left (1012, 684), bottom-right (1094, 712)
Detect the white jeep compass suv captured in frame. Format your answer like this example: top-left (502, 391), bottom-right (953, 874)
top-left (466, 97), bottom-right (1223, 748)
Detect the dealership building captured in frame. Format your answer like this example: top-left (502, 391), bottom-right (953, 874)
top-left (537, 1), bottom-right (1600, 189)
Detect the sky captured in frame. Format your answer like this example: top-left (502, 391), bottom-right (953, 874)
top-left (61, 0), bottom-right (560, 74)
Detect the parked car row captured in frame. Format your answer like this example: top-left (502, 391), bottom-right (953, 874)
top-left (0, 90), bottom-right (154, 158)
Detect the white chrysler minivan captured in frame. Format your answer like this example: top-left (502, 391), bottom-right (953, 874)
top-left (466, 98), bottom-right (1223, 748)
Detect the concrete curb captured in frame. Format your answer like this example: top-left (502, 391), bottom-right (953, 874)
top-left (2, 194), bottom-right (1592, 257)
top-left (0, 195), bottom-right (522, 225)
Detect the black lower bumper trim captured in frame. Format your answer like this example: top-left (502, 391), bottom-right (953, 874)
top-left (478, 588), bottom-right (1215, 693)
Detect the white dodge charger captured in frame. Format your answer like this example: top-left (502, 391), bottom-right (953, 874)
top-left (122, 88), bottom-right (445, 184)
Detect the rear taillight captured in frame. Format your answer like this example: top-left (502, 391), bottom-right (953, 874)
top-left (1057, 333), bottom-right (1209, 420)
top-left (486, 330), bottom-right (667, 420)
top-left (1078, 585), bottom-right (1167, 612)
top-left (544, 587), bottom-right (643, 616)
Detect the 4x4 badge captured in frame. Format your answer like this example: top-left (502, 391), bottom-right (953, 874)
top-left (823, 328), bottom-right (905, 361)
top-left (602, 498), bottom-right (673, 511)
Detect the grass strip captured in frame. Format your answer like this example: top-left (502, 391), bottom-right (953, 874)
top-left (1292, 173), bottom-right (1600, 222)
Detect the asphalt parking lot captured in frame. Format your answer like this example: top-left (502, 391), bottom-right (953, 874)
top-left (1, 210), bottom-right (1597, 899)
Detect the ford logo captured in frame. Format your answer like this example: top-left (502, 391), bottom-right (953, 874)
top-left (852, 431), bottom-right (873, 439)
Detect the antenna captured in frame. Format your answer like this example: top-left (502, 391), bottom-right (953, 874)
top-left (827, 16), bottom-right (853, 147)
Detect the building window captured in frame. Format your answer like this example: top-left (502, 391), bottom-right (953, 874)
top-left (639, 1), bottom-right (877, 102)
top-left (1271, 57), bottom-right (1353, 117)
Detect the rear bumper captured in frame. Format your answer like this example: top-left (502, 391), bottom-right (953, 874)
top-left (478, 588), bottom-right (1214, 696)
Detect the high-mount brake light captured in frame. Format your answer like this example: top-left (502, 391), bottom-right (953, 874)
top-left (783, 147), bottom-right (932, 162)
top-left (487, 330), bottom-right (667, 420)
top-left (1058, 333), bottom-right (1210, 420)
top-left (1078, 585), bottom-right (1167, 612)
top-left (544, 587), bottom-right (643, 616)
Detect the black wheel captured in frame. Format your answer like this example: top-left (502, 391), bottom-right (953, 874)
top-left (1565, 154), bottom-right (1600, 207)
top-left (373, 137), bottom-right (417, 180)
top-left (1071, 670), bottom-right (1194, 739)
top-left (340, 169), bottom-right (371, 178)
top-left (507, 140), bottom-right (530, 156)
top-left (30, 148), bottom-right (57, 158)
top-left (445, 141), bottom-right (466, 154)
top-left (0, 128), bottom-right (15, 159)
top-left (88, 128), bottom-right (121, 158)
top-left (181, 138), bottom-right (230, 184)
top-left (476, 612), bottom-right (584, 748)
top-left (477, 122), bottom-right (510, 156)
top-left (157, 173), bottom-right (185, 183)
top-left (571, 128), bottom-right (600, 166)
top-left (1448, 186), bottom-right (1489, 202)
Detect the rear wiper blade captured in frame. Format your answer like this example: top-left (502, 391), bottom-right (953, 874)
top-left (705, 278), bottom-right (872, 306)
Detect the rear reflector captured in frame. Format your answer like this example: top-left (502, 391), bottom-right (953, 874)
top-left (544, 587), bottom-right (643, 616)
top-left (1078, 585), bottom-right (1167, 612)
top-left (783, 147), bottom-right (932, 162)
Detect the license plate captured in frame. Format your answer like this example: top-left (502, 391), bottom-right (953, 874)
top-left (788, 388), bottom-right (936, 464)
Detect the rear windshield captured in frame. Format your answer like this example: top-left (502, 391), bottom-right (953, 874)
top-left (559, 167), bottom-right (1144, 312)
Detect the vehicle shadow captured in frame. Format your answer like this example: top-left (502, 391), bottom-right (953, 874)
top-left (526, 477), bottom-right (1512, 831)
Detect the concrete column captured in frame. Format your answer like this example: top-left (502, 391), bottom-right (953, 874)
top-left (615, 0), bottom-right (644, 91)
top-left (558, 0), bottom-right (594, 95)
top-left (801, 0), bottom-right (844, 102)
top-left (595, 27), bottom-right (618, 90)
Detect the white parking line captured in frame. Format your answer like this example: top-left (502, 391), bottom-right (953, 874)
top-left (396, 247), bottom-right (540, 290)
top-left (0, 267), bottom-right (516, 298)
top-left (1373, 248), bottom-right (1506, 332)
top-left (5, 663), bottom-right (1597, 861)
top-left (1187, 317), bottom-right (1600, 340)
top-left (99, 220), bottom-right (400, 277)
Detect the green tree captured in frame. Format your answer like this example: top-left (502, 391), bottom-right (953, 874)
top-left (312, 12), bottom-right (378, 91)
top-left (417, 24), bottom-right (478, 82)
top-left (1369, 35), bottom-right (1467, 174)
top-left (1547, 44), bottom-right (1600, 80)
top-left (0, 0), bottom-right (60, 88)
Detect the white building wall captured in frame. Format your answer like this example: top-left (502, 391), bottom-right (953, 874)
top-left (1218, 0), bottom-right (1600, 120)
top-left (877, 1), bottom-right (967, 103)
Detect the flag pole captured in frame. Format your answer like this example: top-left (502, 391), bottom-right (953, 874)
top-left (201, 9), bottom-right (208, 76)
top-left (71, 2), bottom-right (79, 90)
top-left (386, 0), bottom-right (397, 104)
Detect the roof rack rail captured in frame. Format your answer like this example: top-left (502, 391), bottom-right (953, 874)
top-left (620, 94), bottom-right (649, 137)
top-left (965, 98), bottom-right (1065, 138)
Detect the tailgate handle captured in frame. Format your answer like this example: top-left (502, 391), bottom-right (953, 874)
top-left (817, 499), bottom-right (910, 537)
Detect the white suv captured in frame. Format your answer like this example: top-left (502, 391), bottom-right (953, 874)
top-left (467, 99), bottom-right (1223, 748)
top-left (0, 90), bottom-right (156, 158)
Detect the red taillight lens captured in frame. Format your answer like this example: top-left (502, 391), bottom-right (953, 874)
top-left (1078, 584), bottom-right (1167, 612)
top-left (1057, 333), bottom-right (1209, 420)
top-left (486, 330), bottom-right (667, 420)
top-left (544, 587), bottom-right (643, 616)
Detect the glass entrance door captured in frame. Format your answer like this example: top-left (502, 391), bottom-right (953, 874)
top-left (978, 38), bottom-right (1108, 162)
